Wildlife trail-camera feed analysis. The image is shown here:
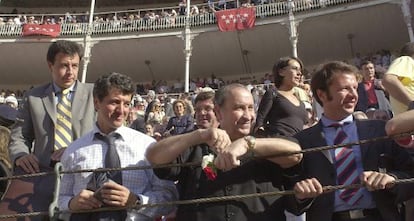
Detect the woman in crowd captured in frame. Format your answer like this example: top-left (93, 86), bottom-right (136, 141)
top-left (146, 99), bottom-right (165, 126)
top-left (254, 56), bottom-right (308, 137)
top-left (253, 57), bottom-right (309, 221)
top-left (164, 99), bottom-right (194, 136)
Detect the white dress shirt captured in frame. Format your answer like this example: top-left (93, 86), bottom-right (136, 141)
top-left (58, 125), bottom-right (178, 220)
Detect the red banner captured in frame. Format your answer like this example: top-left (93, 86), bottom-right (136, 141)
top-left (215, 7), bottom-right (256, 32)
top-left (22, 24), bottom-right (61, 38)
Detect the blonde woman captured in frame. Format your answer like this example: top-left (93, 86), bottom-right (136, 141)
top-left (147, 99), bottom-right (165, 125)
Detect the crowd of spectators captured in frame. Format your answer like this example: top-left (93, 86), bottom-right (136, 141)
top-left (352, 49), bottom-right (394, 75)
top-left (0, 90), bottom-right (24, 110)
top-left (0, 0), bottom-right (270, 27)
top-left (0, 0), bottom-right (332, 28)
top-left (0, 43), bottom-right (411, 220)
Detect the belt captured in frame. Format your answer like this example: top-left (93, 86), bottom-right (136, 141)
top-left (332, 208), bottom-right (380, 220)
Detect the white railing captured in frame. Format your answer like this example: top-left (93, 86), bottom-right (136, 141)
top-left (0, 0), bottom-right (367, 37)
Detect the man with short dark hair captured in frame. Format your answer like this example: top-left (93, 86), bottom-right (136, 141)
top-left (355, 60), bottom-right (392, 116)
top-left (59, 72), bottom-right (177, 220)
top-left (2, 40), bottom-right (96, 220)
top-left (9, 40), bottom-right (95, 174)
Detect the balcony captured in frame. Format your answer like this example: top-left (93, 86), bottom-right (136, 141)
top-left (0, 0), bottom-right (384, 37)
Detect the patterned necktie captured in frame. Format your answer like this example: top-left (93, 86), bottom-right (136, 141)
top-left (331, 123), bottom-right (363, 205)
top-left (95, 133), bottom-right (123, 184)
top-left (54, 88), bottom-right (72, 150)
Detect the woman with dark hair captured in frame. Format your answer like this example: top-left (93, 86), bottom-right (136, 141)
top-left (254, 56), bottom-right (308, 137)
top-left (164, 99), bottom-right (194, 136)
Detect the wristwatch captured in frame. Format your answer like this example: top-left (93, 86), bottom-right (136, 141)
top-left (244, 135), bottom-right (256, 152)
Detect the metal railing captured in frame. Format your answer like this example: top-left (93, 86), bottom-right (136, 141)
top-left (0, 0), bottom-right (367, 37)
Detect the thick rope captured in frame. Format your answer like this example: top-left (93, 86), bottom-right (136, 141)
top-left (1, 131), bottom-right (412, 182)
top-left (2, 177), bottom-right (414, 219)
top-left (0, 131), bottom-right (413, 219)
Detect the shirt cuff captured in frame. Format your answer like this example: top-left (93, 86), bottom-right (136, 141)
top-left (137, 194), bottom-right (149, 205)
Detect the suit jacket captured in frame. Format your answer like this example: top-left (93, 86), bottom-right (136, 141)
top-left (8, 81), bottom-right (96, 167)
top-left (355, 82), bottom-right (392, 115)
top-left (290, 119), bottom-right (414, 221)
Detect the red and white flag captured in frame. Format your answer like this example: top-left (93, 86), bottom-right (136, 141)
top-left (22, 24), bottom-right (61, 38)
top-left (215, 7), bottom-right (256, 32)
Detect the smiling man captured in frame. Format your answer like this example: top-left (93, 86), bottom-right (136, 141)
top-left (289, 61), bottom-right (414, 221)
top-left (59, 72), bottom-right (177, 220)
top-left (146, 83), bottom-right (302, 221)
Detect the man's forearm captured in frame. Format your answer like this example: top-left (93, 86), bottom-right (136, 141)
top-left (146, 129), bottom-right (203, 164)
top-left (253, 138), bottom-right (302, 168)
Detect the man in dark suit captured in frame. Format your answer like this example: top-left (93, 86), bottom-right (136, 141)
top-left (8, 40), bottom-right (95, 174)
top-left (290, 61), bottom-right (414, 221)
top-left (355, 60), bottom-right (392, 117)
top-left (146, 84), bottom-right (303, 221)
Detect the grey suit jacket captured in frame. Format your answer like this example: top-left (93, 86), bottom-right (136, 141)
top-left (8, 81), bottom-right (96, 167)
top-left (290, 119), bottom-right (414, 221)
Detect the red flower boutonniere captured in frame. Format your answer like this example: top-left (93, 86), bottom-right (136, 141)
top-left (202, 154), bottom-right (217, 181)
top-left (396, 135), bottom-right (414, 148)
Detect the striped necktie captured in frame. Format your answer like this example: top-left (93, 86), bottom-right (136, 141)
top-left (54, 88), bottom-right (72, 150)
top-left (331, 123), bottom-right (363, 205)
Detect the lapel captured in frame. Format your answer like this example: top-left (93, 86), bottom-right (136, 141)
top-left (306, 121), bottom-right (334, 164)
top-left (42, 83), bottom-right (56, 123)
top-left (72, 81), bottom-right (86, 119)
top-left (355, 120), bottom-right (373, 167)
top-left (71, 81), bottom-right (88, 138)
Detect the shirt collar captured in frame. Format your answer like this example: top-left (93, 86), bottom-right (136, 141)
top-left (92, 123), bottom-right (127, 141)
top-left (321, 114), bottom-right (354, 128)
top-left (53, 81), bottom-right (77, 94)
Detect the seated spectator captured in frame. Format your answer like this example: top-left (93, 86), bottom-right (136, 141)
top-left (147, 99), bottom-right (165, 125)
top-left (164, 99), bottom-right (194, 136)
top-left (355, 60), bottom-right (392, 117)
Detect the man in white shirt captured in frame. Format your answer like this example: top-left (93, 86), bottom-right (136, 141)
top-left (59, 72), bottom-right (177, 220)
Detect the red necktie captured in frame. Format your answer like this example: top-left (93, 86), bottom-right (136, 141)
top-left (331, 123), bottom-right (363, 205)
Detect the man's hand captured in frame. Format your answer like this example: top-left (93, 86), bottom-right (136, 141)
top-left (293, 178), bottom-right (324, 200)
top-left (69, 189), bottom-right (102, 211)
top-left (214, 137), bottom-right (249, 170)
top-left (51, 148), bottom-right (66, 162)
top-left (99, 181), bottom-right (133, 207)
top-left (200, 128), bottom-right (231, 154)
top-left (15, 154), bottom-right (40, 173)
top-left (361, 171), bottom-right (396, 191)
